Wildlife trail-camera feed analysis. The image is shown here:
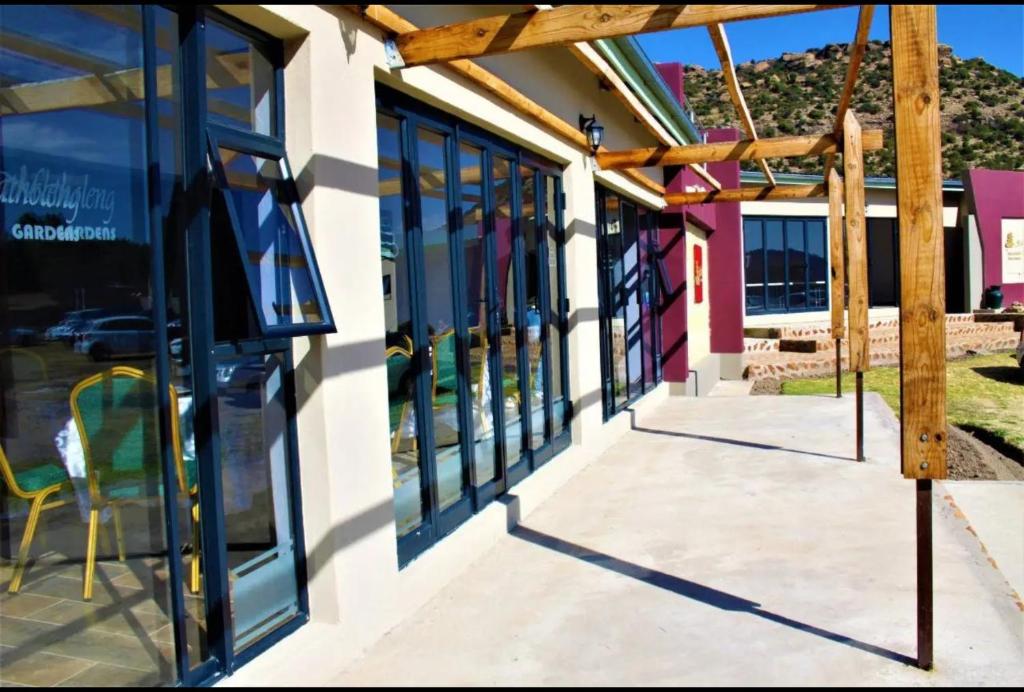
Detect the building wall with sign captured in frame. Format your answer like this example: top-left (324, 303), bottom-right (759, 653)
top-left (962, 168), bottom-right (1024, 307)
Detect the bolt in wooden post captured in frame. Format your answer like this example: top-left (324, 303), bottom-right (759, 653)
top-left (891, 4), bottom-right (946, 671)
top-left (828, 169), bottom-right (845, 398)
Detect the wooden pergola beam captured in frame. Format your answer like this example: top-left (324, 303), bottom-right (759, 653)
top-left (388, 5), bottom-right (847, 68)
top-left (843, 111), bottom-right (869, 374)
top-left (596, 129), bottom-right (884, 169)
top-left (664, 183), bottom-right (825, 205)
top-left (707, 22), bottom-right (776, 186)
top-left (350, 5), bottom-right (665, 196)
top-left (828, 169), bottom-right (846, 340)
top-left (891, 5), bottom-right (946, 483)
top-left (823, 4), bottom-right (876, 179)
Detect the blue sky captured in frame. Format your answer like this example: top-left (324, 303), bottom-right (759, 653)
top-left (637, 6), bottom-right (1024, 77)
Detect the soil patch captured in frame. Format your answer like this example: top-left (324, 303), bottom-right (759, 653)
top-left (751, 377), bottom-right (1024, 480)
top-left (946, 424), bottom-right (1024, 481)
top-left (750, 378), bottom-right (782, 395)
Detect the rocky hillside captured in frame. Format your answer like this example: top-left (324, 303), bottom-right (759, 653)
top-left (681, 40), bottom-right (1024, 178)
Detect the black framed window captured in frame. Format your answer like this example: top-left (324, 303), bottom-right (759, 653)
top-left (595, 186), bottom-right (663, 420)
top-left (375, 86), bottom-right (571, 567)
top-left (743, 216), bottom-right (829, 315)
top-left (0, 6), bottom-right (330, 686)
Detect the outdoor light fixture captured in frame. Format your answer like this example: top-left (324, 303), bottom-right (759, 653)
top-left (579, 114), bottom-right (604, 155)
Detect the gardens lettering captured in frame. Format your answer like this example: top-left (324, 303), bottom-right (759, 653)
top-left (1, 165), bottom-right (118, 241)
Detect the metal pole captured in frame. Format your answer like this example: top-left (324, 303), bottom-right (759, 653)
top-left (917, 479), bottom-right (933, 670)
top-left (855, 371), bottom-right (864, 461)
top-left (835, 338), bottom-right (842, 398)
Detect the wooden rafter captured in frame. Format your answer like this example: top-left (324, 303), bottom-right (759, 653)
top-left (664, 183), bottom-right (825, 205)
top-left (528, 5), bottom-right (721, 190)
top-left (823, 4), bottom-right (876, 179)
top-left (707, 22), bottom-right (775, 186)
top-left (596, 130), bottom-right (884, 170)
top-left (350, 5), bottom-right (665, 197)
top-left (387, 5), bottom-right (847, 68)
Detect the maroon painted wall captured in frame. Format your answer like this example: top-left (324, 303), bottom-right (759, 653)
top-left (654, 63), bottom-right (744, 383)
top-left (964, 169), bottom-right (1024, 305)
top-left (705, 128), bottom-right (744, 355)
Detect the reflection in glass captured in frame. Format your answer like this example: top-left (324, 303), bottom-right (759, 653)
top-left (622, 203), bottom-right (642, 401)
top-left (215, 353), bottom-right (299, 651)
top-left (376, 114), bottom-right (423, 537)
top-left (765, 219), bottom-right (786, 310)
top-left (0, 6), bottom-right (180, 683)
top-left (639, 211), bottom-right (655, 393)
top-left (604, 195), bottom-right (627, 410)
top-left (743, 219), bottom-right (765, 312)
top-left (544, 177), bottom-right (566, 439)
top-left (416, 127), bottom-right (465, 512)
top-left (215, 148), bottom-right (326, 331)
top-left (807, 220), bottom-right (828, 308)
top-left (206, 19), bottom-right (276, 135)
top-left (520, 165), bottom-right (545, 452)
top-left (459, 144), bottom-right (496, 487)
top-left (494, 158), bottom-right (523, 468)
top-left (786, 220), bottom-right (806, 309)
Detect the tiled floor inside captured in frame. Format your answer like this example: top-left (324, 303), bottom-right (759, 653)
top-left (0, 516), bottom-right (206, 687)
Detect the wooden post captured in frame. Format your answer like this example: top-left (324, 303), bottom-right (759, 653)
top-left (892, 4), bottom-right (945, 672)
top-left (828, 170), bottom-right (845, 397)
top-left (843, 110), bottom-right (868, 461)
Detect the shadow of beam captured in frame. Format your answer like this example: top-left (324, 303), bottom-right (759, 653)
top-left (511, 525), bottom-right (916, 667)
top-left (629, 412), bottom-right (853, 463)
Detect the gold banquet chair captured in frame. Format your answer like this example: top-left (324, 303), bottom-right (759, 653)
top-left (70, 366), bottom-right (201, 600)
top-left (1, 444), bottom-right (73, 593)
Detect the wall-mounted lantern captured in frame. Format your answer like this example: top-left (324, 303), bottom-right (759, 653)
top-left (578, 114), bottom-right (604, 155)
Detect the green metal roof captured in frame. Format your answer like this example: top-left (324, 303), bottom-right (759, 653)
top-left (739, 170), bottom-right (965, 191)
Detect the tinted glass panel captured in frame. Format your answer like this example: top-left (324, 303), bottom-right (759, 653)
top-left (544, 177), bottom-right (566, 439)
top-left (416, 127), bottom-right (465, 512)
top-left (622, 203), bottom-right (642, 401)
top-left (744, 219), bottom-right (765, 313)
top-left (520, 166), bottom-right (545, 452)
top-left (205, 20), bottom-right (276, 135)
top-left (215, 148), bottom-right (328, 333)
top-left (807, 220), bottom-right (828, 309)
top-left (376, 114), bottom-right (423, 538)
top-left (765, 219), bottom-right (786, 311)
top-left (0, 6), bottom-right (180, 683)
top-left (459, 144), bottom-right (495, 487)
top-left (786, 220), bottom-right (806, 309)
top-left (604, 195), bottom-right (627, 410)
top-left (493, 158), bottom-right (523, 468)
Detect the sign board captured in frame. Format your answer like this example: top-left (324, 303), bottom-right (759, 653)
top-left (693, 244), bottom-right (704, 303)
top-left (1002, 218), bottom-right (1024, 284)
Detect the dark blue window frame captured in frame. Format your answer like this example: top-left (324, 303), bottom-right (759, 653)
top-left (375, 85), bottom-right (572, 567)
top-left (743, 215), bottom-right (830, 315)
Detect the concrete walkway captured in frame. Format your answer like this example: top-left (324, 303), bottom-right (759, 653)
top-left (326, 393), bottom-right (1023, 686)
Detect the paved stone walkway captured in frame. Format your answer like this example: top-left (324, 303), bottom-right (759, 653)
top-left (329, 394), bottom-right (1024, 686)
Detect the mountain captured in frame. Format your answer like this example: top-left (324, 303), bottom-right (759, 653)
top-left (679, 40), bottom-right (1024, 179)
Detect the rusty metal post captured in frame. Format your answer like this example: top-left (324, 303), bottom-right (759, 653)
top-left (917, 479), bottom-right (933, 669)
top-left (835, 338), bottom-right (842, 398)
top-left (855, 371), bottom-right (864, 461)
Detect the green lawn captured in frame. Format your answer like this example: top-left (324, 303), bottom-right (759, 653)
top-left (781, 352), bottom-right (1024, 454)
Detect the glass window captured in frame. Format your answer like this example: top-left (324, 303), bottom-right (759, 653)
top-left (520, 165), bottom-right (545, 452)
top-left (208, 135), bottom-right (333, 338)
top-left (416, 127), bottom-right (465, 513)
top-left (765, 219), bottom-right (786, 311)
top-left (744, 219), bottom-right (765, 313)
top-left (603, 195), bottom-right (627, 411)
top-left (622, 203), bottom-right (642, 402)
top-left (786, 220), bottom-right (807, 309)
top-left (460, 144), bottom-right (496, 487)
top-left (544, 176), bottom-right (567, 440)
top-left (0, 6), bottom-right (179, 685)
top-left (205, 20), bottom-right (276, 136)
top-left (494, 158), bottom-right (524, 469)
top-left (807, 220), bottom-right (828, 309)
top-left (376, 113), bottom-right (423, 538)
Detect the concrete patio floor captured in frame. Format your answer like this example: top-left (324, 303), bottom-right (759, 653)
top-left (230, 391), bottom-right (1023, 686)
